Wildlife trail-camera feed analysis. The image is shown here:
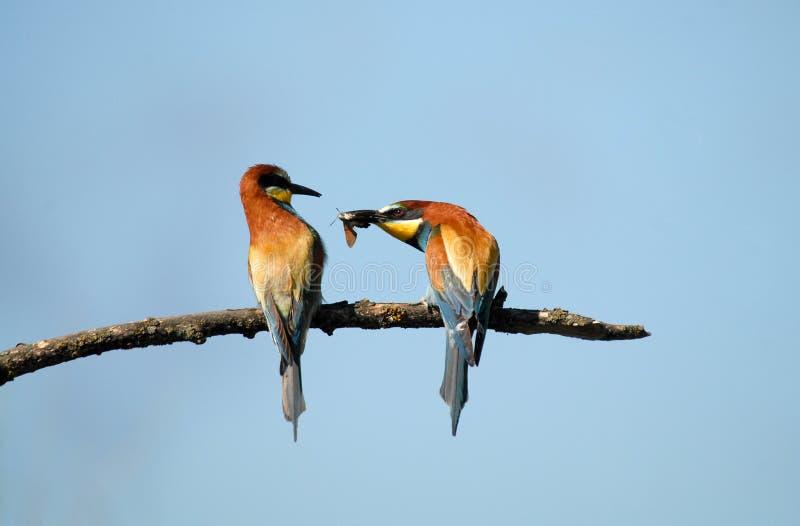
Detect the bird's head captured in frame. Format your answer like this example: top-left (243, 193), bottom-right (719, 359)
top-left (338, 200), bottom-right (432, 250)
top-left (241, 164), bottom-right (321, 205)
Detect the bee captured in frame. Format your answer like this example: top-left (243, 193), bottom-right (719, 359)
top-left (337, 210), bottom-right (373, 248)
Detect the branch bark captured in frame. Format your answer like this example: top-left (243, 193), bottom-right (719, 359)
top-left (0, 289), bottom-right (649, 386)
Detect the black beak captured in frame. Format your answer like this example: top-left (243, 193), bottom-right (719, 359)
top-left (337, 209), bottom-right (386, 226)
top-left (289, 183), bottom-right (322, 197)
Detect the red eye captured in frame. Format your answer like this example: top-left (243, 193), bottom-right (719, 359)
top-left (392, 208), bottom-right (404, 217)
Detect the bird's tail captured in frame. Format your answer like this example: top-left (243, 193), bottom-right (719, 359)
top-left (281, 358), bottom-right (306, 442)
top-left (439, 330), bottom-right (469, 436)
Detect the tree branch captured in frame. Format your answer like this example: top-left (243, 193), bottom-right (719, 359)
top-left (0, 289), bottom-right (649, 386)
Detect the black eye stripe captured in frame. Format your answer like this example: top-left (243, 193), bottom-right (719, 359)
top-left (258, 172), bottom-right (288, 189)
top-left (384, 207), bottom-right (423, 220)
top-left (386, 207), bottom-right (423, 220)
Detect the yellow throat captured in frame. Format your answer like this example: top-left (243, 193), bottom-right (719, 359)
top-left (266, 187), bottom-right (292, 204)
top-left (378, 219), bottom-right (422, 242)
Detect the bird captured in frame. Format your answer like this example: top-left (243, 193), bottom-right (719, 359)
top-left (338, 201), bottom-right (499, 435)
top-left (240, 164), bottom-right (326, 441)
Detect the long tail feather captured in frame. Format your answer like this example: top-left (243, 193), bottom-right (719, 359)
top-left (281, 358), bottom-right (306, 442)
top-left (439, 331), bottom-right (469, 436)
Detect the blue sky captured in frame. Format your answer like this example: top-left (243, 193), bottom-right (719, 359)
top-left (1, 1), bottom-right (798, 524)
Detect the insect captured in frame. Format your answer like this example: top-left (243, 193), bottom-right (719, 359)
top-left (337, 209), bottom-right (373, 247)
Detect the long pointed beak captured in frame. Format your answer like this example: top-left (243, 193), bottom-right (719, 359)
top-left (337, 209), bottom-right (386, 225)
top-left (288, 182), bottom-right (322, 197)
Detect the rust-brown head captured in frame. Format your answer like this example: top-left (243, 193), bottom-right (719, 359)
top-left (240, 164), bottom-right (321, 205)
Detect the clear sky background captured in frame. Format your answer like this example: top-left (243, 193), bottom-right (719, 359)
top-left (1, 1), bottom-right (798, 524)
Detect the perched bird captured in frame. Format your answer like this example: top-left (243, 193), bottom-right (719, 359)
top-left (240, 164), bottom-right (325, 441)
top-left (338, 201), bottom-right (499, 435)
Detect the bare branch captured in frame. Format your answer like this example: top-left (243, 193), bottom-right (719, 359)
top-left (0, 290), bottom-right (649, 386)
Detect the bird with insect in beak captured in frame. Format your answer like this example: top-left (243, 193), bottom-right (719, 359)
top-left (240, 164), bottom-right (325, 441)
top-left (338, 201), bottom-right (500, 435)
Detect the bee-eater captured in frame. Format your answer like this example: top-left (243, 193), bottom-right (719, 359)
top-left (339, 201), bottom-right (499, 435)
top-left (240, 164), bottom-right (325, 441)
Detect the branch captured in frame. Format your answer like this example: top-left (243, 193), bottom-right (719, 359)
top-left (0, 289), bottom-right (649, 386)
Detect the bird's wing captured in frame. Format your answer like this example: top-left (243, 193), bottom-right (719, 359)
top-left (261, 292), bottom-right (295, 368)
top-left (426, 226), bottom-right (476, 364)
top-left (473, 246), bottom-right (499, 365)
top-left (286, 229), bottom-right (325, 356)
top-left (427, 224), bottom-right (500, 365)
